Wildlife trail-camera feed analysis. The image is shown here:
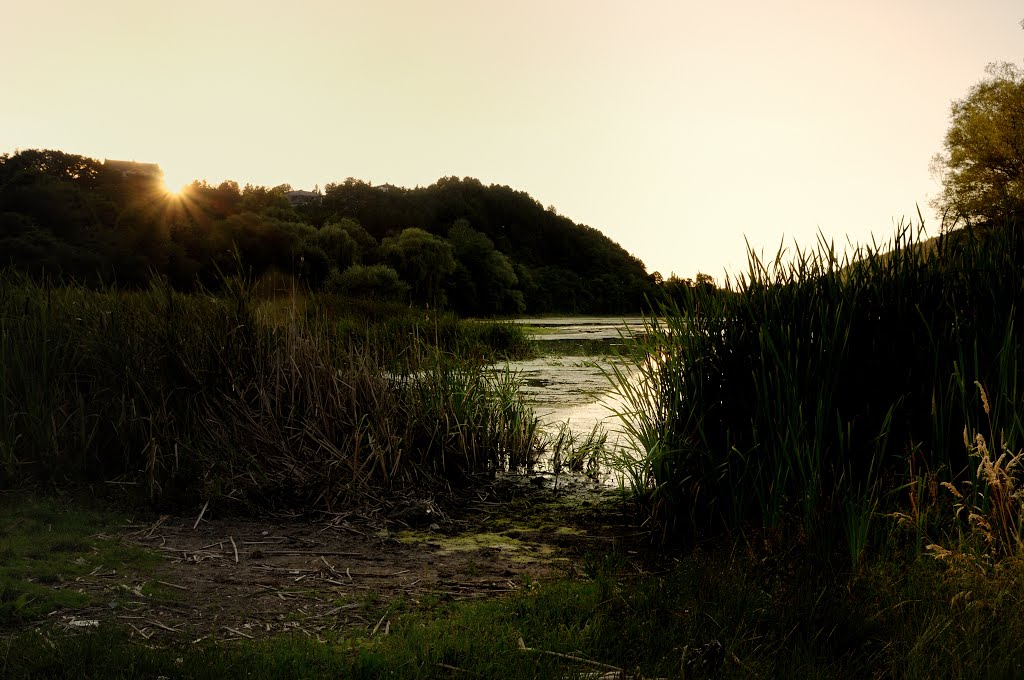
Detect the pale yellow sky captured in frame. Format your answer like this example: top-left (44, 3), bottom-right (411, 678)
top-left (3, 1), bottom-right (1021, 280)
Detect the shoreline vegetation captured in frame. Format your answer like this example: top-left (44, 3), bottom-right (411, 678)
top-left (612, 221), bottom-right (1024, 559)
top-left (0, 273), bottom-right (546, 510)
top-left (7, 219), bottom-right (1024, 677)
top-left (9, 63), bottom-right (1024, 674)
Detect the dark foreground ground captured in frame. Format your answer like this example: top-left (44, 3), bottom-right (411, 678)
top-left (36, 475), bottom-right (648, 644)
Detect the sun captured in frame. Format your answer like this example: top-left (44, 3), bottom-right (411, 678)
top-left (160, 166), bottom-right (194, 197)
top-left (161, 179), bottom-right (185, 198)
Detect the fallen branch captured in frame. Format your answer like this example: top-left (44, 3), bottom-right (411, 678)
top-left (156, 580), bottom-right (189, 591)
top-left (193, 500), bottom-right (210, 529)
top-left (127, 622), bottom-right (152, 640)
top-left (436, 662), bottom-right (473, 675)
top-left (224, 626), bottom-right (253, 639)
top-left (146, 515), bottom-right (169, 538)
top-left (147, 619), bottom-right (181, 633)
top-left (259, 550), bottom-right (362, 557)
top-left (517, 638), bottom-right (625, 675)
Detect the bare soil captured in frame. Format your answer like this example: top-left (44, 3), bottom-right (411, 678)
top-left (58, 475), bottom-right (649, 643)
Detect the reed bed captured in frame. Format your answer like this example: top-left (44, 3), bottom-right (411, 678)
top-left (0, 273), bottom-right (541, 510)
top-left (611, 221), bottom-right (1024, 559)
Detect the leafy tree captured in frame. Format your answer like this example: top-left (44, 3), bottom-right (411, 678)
top-left (181, 180), bottom-right (242, 220)
top-left (0, 149), bottom-right (655, 312)
top-left (240, 184), bottom-right (297, 220)
top-left (446, 219), bottom-right (523, 315)
top-left (380, 228), bottom-right (456, 307)
top-left (325, 264), bottom-right (409, 302)
top-left (0, 149), bottom-right (103, 186)
top-left (312, 222), bottom-right (357, 270)
top-left (695, 272), bottom-right (716, 292)
top-left (295, 242), bottom-right (331, 288)
top-left (932, 62), bottom-right (1024, 225)
top-left (327, 218), bottom-right (377, 263)
top-left (0, 181), bottom-right (93, 241)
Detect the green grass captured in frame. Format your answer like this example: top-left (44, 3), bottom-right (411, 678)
top-left (0, 492), bottom-right (158, 624)
top-left (546, 422), bottom-right (608, 477)
top-left (305, 294), bottom-right (537, 362)
top-left (4, 490), bottom-right (1024, 679)
top-left (7, 535), bottom-right (1024, 679)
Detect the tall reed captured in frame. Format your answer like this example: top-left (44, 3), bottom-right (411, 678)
top-left (610, 220), bottom-right (1024, 559)
top-left (0, 272), bottom-right (541, 510)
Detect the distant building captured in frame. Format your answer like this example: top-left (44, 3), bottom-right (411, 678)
top-left (285, 190), bottom-right (320, 205)
top-left (376, 183), bottom-right (399, 193)
top-left (103, 159), bottom-right (163, 180)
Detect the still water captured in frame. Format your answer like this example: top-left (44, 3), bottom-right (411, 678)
top-left (507, 317), bottom-right (647, 444)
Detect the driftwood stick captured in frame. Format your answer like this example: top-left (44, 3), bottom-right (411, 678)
top-left (259, 550), bottom-right (361, 557)
top-left (148, 619), bottom-right (181, 633)
top-left (517, 637), bottom-right (625, 674)
top-left (230, 536), bottom-right (239, 563)
top-left (127, 622), bottom-right (152, 639)
top-left (224, 626), bottom-right (254, 639)
top-left (156, 580), bottom-right (189, 591)
top-left (146, 515), bottom-right (169, 538)
top-left (193, 500), bottom-right (210, 529)
top-left (436, 662), bottom-right (472, 674)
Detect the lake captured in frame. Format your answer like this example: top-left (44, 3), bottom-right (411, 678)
top-left (504, 317), bottom-right (648, 477)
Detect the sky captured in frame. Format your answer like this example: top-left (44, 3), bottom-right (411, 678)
top-left (3, 1), bottom-right (1022, 281)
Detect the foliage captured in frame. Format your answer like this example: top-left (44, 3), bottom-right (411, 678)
top-left (0, 274), bottom-right (541, 510)
top-left (446, 219), bottom-right (525, 316)
top-left (311, 222), bottom-right (357, 270)
top-left (930, 383), bottom-right (1024, 559)
top-left (610, 220), bottom-right (1024, 561)
top-left (324, 264), bottom-right (409, 302)
top-left (932, 61), bottom-right (1024, 225)
top-left (0, 151), bottom-right (656, 315)
top-left (379, 228), bottom-right (456, 307)
top-left (327, 217), bottom-right (378, 263)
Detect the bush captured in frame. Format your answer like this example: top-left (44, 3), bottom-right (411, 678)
top-left (325, 264), bottom-right (409, 302)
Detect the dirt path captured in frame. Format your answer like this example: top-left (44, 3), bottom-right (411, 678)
top-left (60, 475), bottom-right (645, 643)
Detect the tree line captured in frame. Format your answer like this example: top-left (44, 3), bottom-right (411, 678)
top-left (0, 150), bottom-right (704, 315)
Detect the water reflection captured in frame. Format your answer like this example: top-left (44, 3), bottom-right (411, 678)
top-left (504, 318), bottom-right (645, 453)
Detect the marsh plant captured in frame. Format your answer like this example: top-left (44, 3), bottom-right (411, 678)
top-left (313, 294), bottom-right (535, 363)
top-left (0, 273), bottom-right (541, 510)
top-left (544, 422), bottom-right (607, 478)
top-left (610, 220), bottom-right (1024, 560)
top-left (927, 383), bottom-right (1024, 559)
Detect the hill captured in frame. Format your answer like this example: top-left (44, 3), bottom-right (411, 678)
top-left (0, 150), bottom-right (657, 315)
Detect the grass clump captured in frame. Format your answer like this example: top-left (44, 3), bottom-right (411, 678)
top-left (610, 220), bottom-right (1024, 562)
top-left (306, 294), bottom-right (535, 362)
top-left (0, 273), bottom-right (541, 512)
top-left (546, 422), bottom-right (608, 478)
top-left (0, 492), bottom-right (157, 624)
